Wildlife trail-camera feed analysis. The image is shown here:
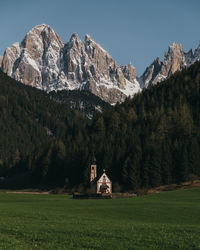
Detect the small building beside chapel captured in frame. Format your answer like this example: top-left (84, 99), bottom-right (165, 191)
top-left (90, 159), bottom-right (112, 194)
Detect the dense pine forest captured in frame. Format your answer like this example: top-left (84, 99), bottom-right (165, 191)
top-left (0, 61), bottom-right (200, 190)
top-left (92, 62), bottom-right (200, 190)
top-left (0, 71), bottom-right (90, 188)
top-left (48, 90), bottom-right (110, 118)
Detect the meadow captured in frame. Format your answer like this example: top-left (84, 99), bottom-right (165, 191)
top-left (0, 188), bottom-right (200, 249)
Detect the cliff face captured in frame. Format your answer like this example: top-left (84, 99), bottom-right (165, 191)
top-left (140, 43), bottom-right (200, 88)
top-left (2, 24), bottom-right (200, 102)
top-left (2, 24), bottom-right (140, 104)
top-left (0, 55), bottom-right (2, 68)
top-left (2, 24), bottom-right (64, 89)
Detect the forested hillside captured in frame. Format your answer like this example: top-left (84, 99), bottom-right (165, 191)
top-left (91, 62), bottom-right (200, 190)
top-left (0, 61), bottom-right (200, 190)
top-left (48, 90), bottom-right (110, 118)
top-left (0, 71), bottom-right (91, 187)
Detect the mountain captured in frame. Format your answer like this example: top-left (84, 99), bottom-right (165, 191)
top-left (140, 42), bottom-right (200, 88)
top-left (1, 24), bottom-right (200, 105)
top-left (1, 24), bottom-right (140, 104)
top-left (0, 55), bottom-right (2, 68)
top-left (0, 60), bottom-right (200, 189)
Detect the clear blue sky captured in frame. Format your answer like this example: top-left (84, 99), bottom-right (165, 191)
top-left (0, 0), bottom-right (200, 76)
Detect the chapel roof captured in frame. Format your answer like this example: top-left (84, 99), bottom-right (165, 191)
top-left (91, 170), bottom-right (111, 184)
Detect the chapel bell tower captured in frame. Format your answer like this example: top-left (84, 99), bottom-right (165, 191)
top-left (90, 156), bottom-right (97, 182)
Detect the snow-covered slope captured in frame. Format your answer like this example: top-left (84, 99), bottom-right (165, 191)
top-left (2, 24), bottom-right (140, 104)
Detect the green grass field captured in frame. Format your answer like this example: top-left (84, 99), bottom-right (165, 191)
top-left (0, 188), bottom-right (200, 250)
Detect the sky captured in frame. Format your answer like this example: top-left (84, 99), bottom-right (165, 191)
top-left (0, 0), bottom-right (200, 76)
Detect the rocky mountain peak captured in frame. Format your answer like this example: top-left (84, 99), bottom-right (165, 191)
top-left (168, 42), bottom-right (182, 52)
top-left (0, 55), bottom-right (3, 68)
top-left (84, 34), bottom-right (111, 58)
top-left (162, 42), bottom-right (186, 75)
top-left (2, 24), bottom-right (64, 89)
top-left (23, 24), bottom-right (63, 50)
top-left (70, 32), bottom-right (79, 40)
top-left (31, 23), bottom-right (50, 32)
top-left (84, 34), bottom-right (92, 41)
top-left (154, 57), bottom-right (161, 64)
top-left (139, 42), bottom-right (195, 88)
top-left (29, 24), bottom-right (62, 42)
top-left (68, 33), bottom-right (83, 52)
top-left (4, 25), bottom-right (199, 104)
top-left (165, 43), bottom-right (185, 63)
top-left (83, 34), bottom-right (126, 89)
top-left (193, 43), bottom-right (200, 62)
top-left (1, 24), bottom-right (140, 104)
top-left (140, 57), bottom-right (162, 88)
top-left (2, 42), bottom-right (21, 76)
top-left (120, 63), bottom-right (137, 83)
top-left (184, 49), bottom-right (193, 65)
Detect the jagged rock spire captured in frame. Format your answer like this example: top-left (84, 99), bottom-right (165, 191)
top-left (1, 24), bottom-right (140, 104)
top-left (2, 24), bottom-right (200, 103)
top-left (139, 42), bottom-right (199, 88)
top-left (0, 55), bottom-right (3, 69)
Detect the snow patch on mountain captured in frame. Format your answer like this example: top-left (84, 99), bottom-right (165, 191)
top-left (139, 42), bottom-right (200, 88)
top-left (2, 24), bottom-right (200, 104)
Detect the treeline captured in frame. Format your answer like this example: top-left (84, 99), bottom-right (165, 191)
top-left (0, 61), bottom-right (200, 190)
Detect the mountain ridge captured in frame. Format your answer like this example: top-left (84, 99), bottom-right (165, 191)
top-left (140, 42), bottom-right (200, 88)
top-left (1, 24), bottom-right (140, 104)
top-left (1, 24), bottom-right (200, 104)
top-left (0, 55), bottom-right (2, 68)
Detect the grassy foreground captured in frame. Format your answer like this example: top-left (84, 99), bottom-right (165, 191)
top-left (0, 189), bottom-right (200, 249)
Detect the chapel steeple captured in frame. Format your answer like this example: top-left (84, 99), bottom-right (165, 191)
top-left (90, 155), bottom-right (97, 182)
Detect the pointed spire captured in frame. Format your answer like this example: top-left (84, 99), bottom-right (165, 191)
top-left (85, 34), bottom-right (92, 41)
top-left (84, 34), bottom-right (96, 45)
top-left (168, 42), bottom-right (183, 53)
top-left (70, 32), bottom-right (79, 39)
top-left (154, 57), bottom-right (161, 65)
top-left (30, 24), bottom-right (53, 34)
